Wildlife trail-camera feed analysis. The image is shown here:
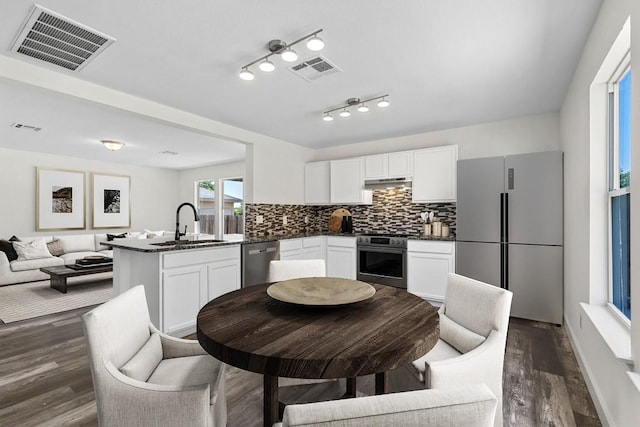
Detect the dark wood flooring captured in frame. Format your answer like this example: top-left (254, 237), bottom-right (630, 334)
top-left (0, 307), bottom-right (601, 426)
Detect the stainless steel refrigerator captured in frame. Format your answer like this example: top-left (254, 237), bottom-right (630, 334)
top-left (456, 151), bottom-right (563, 324)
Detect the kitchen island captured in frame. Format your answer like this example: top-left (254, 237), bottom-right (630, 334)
top-left (107, 236), bottom-right (242, 336)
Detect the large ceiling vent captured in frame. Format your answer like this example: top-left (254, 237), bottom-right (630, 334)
top-left (9, 4), bottom-right (116, 72)
top-left (288, 56), bottom-right (342, 82)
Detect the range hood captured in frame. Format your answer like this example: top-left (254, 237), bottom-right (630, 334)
top-left (364, 177), bottom-right (412, 190)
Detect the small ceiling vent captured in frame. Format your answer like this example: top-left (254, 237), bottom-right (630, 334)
top-left (9, 4), bottom-right (116, 72)
top-left (10, 122), bottom-right (42, 132)
top-left (288, 56), bottom-right (342, 82)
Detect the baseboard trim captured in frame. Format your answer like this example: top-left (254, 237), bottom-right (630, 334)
top-left (563, 314), bottom-right (612, 426)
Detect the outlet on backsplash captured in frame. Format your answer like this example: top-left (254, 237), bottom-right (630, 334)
top-left (282, 215), bottom-right (288, 225)
top-left (256, 215), bottom-right (264, 224)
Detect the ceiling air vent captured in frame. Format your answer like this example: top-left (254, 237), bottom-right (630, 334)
top-left (9, 4), bottom-right (116, 72)
top-left (10, 122), bottom-right (42, 132)
top-left (288, 56), bottom-right (342, 83)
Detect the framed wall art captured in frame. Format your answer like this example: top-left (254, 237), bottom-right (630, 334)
top-left (91, 173), bottom-right (131, 229)
top-left (36, 167), bottom-right (86, 230)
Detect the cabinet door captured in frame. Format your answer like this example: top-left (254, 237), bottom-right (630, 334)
top-left (364, 154), bottom-right (388, 179)
top-left (326, 246), bottom-right (356, 279)
top-left (305, 161), bottom-right (331, 204)
top-left (302, 237), bottom-right (326, 261)
top-left (330, 158), bottom-right (370, 204)
top-left (162, 265), bottom-right (207, 335)
top-left (412, 145), bottom-right (458, 202)
top-left (388, 151), bottom-right (413, 177)
top-left (280, 250), bottom-right (302, 260)
top-left (207, 258), bottom-right (241, 302)
top-left (407, 252), bottom-right (454, 303)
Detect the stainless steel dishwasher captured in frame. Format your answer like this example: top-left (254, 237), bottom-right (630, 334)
top-left (241, 241), bottom-right (279, 287)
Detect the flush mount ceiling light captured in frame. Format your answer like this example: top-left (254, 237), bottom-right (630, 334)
top-left (239, 29), bottom-right (324, 80)
top-left (322, 95), bottom-right (390, 121)
top-left (101, 140), bottom-right (125, 151)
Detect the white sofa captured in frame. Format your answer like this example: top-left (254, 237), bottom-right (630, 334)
top-left (0, 234), bottom-right (118, 286)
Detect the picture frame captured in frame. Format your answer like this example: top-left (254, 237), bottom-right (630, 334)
top-left (36, 167), bottom-right (86, 231)
top-left (91, 173), bottom-right (131, 229)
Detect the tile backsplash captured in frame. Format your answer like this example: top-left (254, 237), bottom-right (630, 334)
top-left (245, 188), bottom-right (455, 236)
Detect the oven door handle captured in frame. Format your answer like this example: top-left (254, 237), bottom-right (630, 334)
top-left (357, 245), bottom-right (406, 254)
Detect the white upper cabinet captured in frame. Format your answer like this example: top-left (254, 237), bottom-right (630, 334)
top-left (330, 158), bottom-right (372, 204)
top-left (304, 161), bottom-right (331, 204)
top-left (364, 154), bottom-right (388, 179)
top-left (364, 151), bottom-right (413, 179)
top-left (388, 151), bottom-right (413, 177)
top-left (412, 145), bottom-right (458, 203)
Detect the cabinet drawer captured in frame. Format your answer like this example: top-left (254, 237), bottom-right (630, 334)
top-left (280, 238), bottom-right (303, 251)
top-left (326, 236), bottom-right (356, 248)
top-left (163, 245), bottom-right (240, 269)
top-left (408, 240), bottom-right (454, 254)
top-left (303, 237), bottom-right (324, 248)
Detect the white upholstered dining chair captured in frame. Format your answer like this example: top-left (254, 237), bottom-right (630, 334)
top-left (82, 285), bottom-right (227, 427)
top-left (274, 384), bottom-right (497, 427)
top-left (268, 259), bottom-right (326, 282)
top-left (411, 273), bottom-right (513, 427)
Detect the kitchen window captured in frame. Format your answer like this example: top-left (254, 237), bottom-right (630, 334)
top-left (607, 56), bottom-right (631, 320)
top-left (195, 178), bottom-right (244, 239)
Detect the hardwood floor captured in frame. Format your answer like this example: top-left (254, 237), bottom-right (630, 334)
top-left (0, 307), bottom-right (601, 426)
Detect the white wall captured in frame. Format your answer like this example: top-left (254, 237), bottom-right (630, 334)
top-left (0, 147), bottom-right (179, 237)
top-left (311, 112), bottom-right (560, 161)
top-left (560, 0), bottom-right (640, 424)
top-left (245, 139), bottom-right (315, 204)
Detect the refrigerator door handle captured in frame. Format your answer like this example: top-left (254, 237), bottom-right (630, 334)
top-left (504, 192), bottom-right (509, 243)
top-left (500, 193), bottom-right (505, 242)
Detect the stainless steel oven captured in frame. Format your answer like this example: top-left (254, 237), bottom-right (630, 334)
top-left (356, 234), bottom-right (407, 289)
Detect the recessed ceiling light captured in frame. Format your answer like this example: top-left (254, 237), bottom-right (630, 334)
top-left (101, 140), bottom-right (125, 151)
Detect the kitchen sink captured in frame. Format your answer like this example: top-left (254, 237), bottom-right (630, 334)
top-left (150, 239), bottom-right (226, 247)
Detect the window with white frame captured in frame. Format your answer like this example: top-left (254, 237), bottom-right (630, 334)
top-left (608, 54), bottom-right (631, 319)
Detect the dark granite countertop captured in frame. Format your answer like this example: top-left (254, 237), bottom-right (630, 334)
top-left (104, 232), bottom-right (455, 253)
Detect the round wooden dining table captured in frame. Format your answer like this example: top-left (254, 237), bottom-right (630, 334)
top-left (197, 281), bottom-right (439, 427)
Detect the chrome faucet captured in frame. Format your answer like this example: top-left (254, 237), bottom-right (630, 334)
top-left (175, 202), bottom-right (200, 241)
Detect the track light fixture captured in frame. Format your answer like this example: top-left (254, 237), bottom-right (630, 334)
top-left (239, 29), bottom-right (324, 80)
top-left (322, 95), bottom-right (390, 121)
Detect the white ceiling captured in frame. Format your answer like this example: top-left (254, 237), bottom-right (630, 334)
top-left (0, 0), bottom-right (601, 169)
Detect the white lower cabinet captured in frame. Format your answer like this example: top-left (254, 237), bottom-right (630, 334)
top-left (279, 238), bottom-right (303, 260)
top-left (302, 236), bottom-right (326, 260)
top-left (162, 264), bottom-right (208, 335)
top-left (326, 236), bottom-right (357, 279)
top-left (407, 240), bottom-right (455, 303)
top-left (279, 237), bottom-right (327, 261)
top-left (114, 245), bottom-right (241, 336)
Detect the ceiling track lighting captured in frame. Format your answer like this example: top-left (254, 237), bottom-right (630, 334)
top-left (239, 29), bottom-right (324, 80)
top-left (322, 95), bottom-right (390, 121)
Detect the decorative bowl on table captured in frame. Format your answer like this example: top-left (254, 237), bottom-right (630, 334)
top-left (267, 277), bottom-right (375, 306)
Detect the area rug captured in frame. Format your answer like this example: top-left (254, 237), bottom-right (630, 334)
top-left (0, 278), bottom-right (112, 323)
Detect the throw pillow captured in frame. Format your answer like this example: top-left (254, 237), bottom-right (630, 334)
top-left (13, 239), bottom-right (54, 261)
top-left (439, 313), bottom-right (486, 354)
top-left (144, 229), bottom-right (164, 238)
top-left (120, 333), bottom-right (163, 381)
top-left (106, 233), bottom-right (127, 241)
top-left (46, 239), bottom-right (65, 257)
top-left (0, 236), bottom-right (20, 262)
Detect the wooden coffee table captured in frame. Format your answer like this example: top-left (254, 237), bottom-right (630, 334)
top-left (40, 264), bottom-right (113, 293)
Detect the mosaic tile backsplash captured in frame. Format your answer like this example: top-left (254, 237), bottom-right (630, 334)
top-left (245, 188), bottom-right (456, 237)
